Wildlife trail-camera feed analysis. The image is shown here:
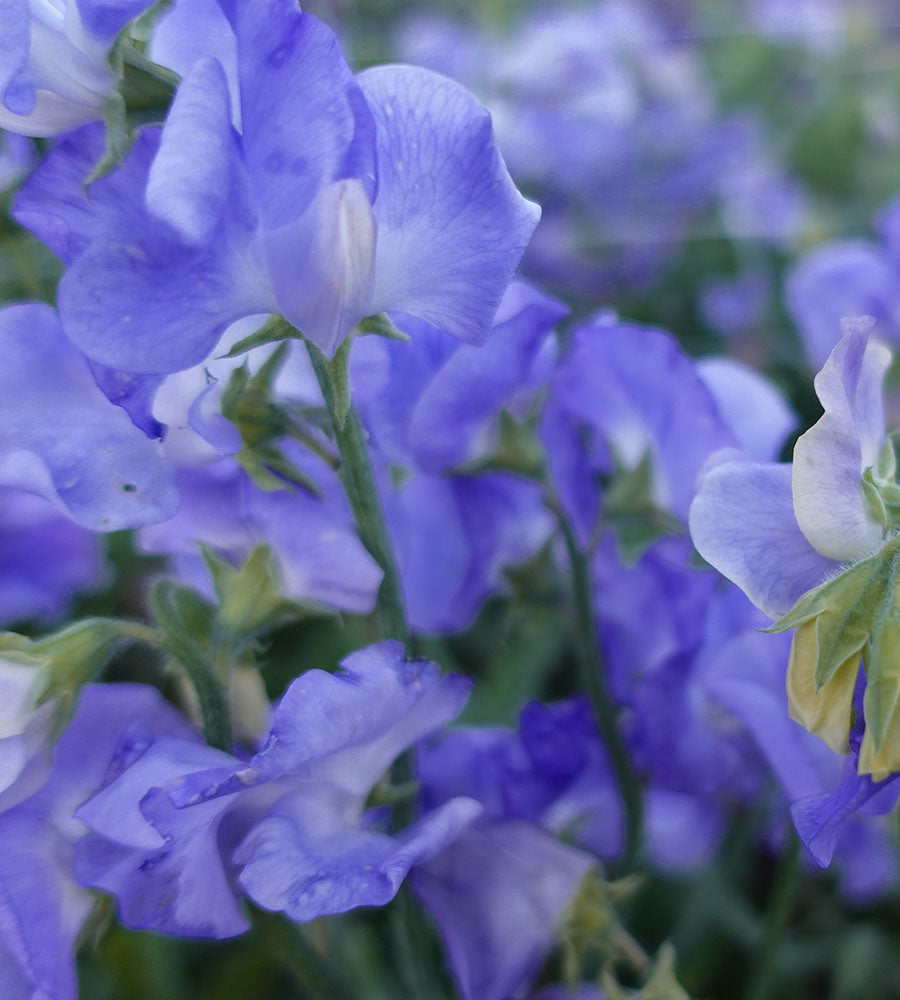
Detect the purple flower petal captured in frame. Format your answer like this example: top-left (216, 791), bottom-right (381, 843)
top-left (697, 357), bottom-right (796, 462)
top-left (247, 641), bottom-right (471, 795)
top-left (360, 65), bottom-right (540, 345)
top-left (236, 793), bottom-right (480, 921)
top-left (792, 325), bottom-right (890, 560)
top-left (689, 454), bottom-right (837, 618)
top-left (0, 304), bottom-right (177, 530)
top-left (412, 822), bottom-right (594, 1000)
top-left (786, 241), bottom-right (897, 369)
top-left (145, 57), bottom-right (235, 246)
top-left (75, 0), bottom-right (155, 41)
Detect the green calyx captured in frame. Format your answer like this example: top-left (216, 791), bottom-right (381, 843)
top-left (861, 436), bottom-right (900, 530)
top-left (767, 534), bottom-right (900, 776)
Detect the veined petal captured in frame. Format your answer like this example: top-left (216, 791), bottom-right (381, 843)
top-left (689, 454), bottom-right (838, 619)
top-left (360, 65), bottom-right (540, 344)
top-left (222, 0), bottom-right (376, 226)
top-left (792, 325), bottom-right (890, 561)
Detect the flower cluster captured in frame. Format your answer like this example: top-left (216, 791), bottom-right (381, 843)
top-left (2, 0), bottom-right (900, 998)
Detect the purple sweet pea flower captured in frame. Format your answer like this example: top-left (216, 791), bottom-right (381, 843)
top-left (690, 322), bottom-right (890, 617)
top-left (415, 699), bottom-right (615, 1000)
top-left (787, 197), bottom-right (900, 368)
top-left (541, 315), bottom-right (737, 544)
top-left (0, 0), bottom-right (155, 137)
top-left (17, 0), bottom-right (538, 370)
top-left (139, 455), bottom-right (382, 616)
top-left (0, 683), bottom-right (194, 1000)
top-left (75, 642), bottom-right (478, 935)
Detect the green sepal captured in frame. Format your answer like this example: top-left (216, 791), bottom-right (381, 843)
top-left (218, 315), bottom-right (302, 360)
top-left (149, 578), bottom-right (232, 751)
top-left (765, 538), bottom-right (900, 691)
top-left (862, 465), bottom-right (900, 528)
top-left (22, 619), bottom-right (132, 739)
top-left (306, 336), bottom-right (354, 432)
top-left (637, 944), bottom-right (691, 1000)
top-left (601, 943), bottom-right (691, 1000)
top-left (355, 313), bottom-right (410, 342)
top-left (451, 409), bottom-right (546, 480)
top-left (602, 451), bottom-right (683, 565)
top-left (85, 8), bottom-right (178, 186)
top-left (560, 868), bottom-right (645, 989)
top-left (201, 543), bottom-right (324, 639)
top-left (220, 345), bottom-right (330, 495)
top-left (84, 92), bottom-right (134, 186)
top-left (862, 591), bottom-right (900, 755)
top-left (877, 436), bottom-right (898, 482)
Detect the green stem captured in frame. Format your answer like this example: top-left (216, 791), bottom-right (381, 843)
top-left (556, 511), bottom-right (644, 873)
top-left (307, 336), bottom-right (448, 997)
top-left (253, 909), bottom-right (352, 1000)
top-left (306, 339), bottom-right (409, 645)
top-left (743, 833), bottom-right (801, 1000)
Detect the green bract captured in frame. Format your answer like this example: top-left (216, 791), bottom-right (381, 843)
top-left (768, 535), bottom-right (900, 777)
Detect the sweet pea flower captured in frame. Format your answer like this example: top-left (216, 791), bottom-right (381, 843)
top-left (0, 0), bottom-right (155, 137)
top-left (690, 322), bottom-right (900, 775)
top-left (16, 0), bottom-right (538, 371)
top-left (414, 699), bottom-right (616, 1000)
top-left (787, 197), bottom-right (900, 368)
top-left (0, 683), bottom-right (193, 1000)
top-left (350, 281), bottom-right (563, 632)
top-left (74, 642), bottom-right (478, 936)
top-left (690, 322), bottom-right (889, 620)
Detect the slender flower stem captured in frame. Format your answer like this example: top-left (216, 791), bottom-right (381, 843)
top-left (306, 335), bottom-right (441, 997)
top-left (305, 339), bottom-right (410, 645)
top-left (555, 508), bottom-right (644, 873)
top-left (743, 833), bottom-right (801, 1000)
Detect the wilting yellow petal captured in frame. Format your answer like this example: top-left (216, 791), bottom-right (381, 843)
top-left (787, 619), bottom-right (859, 754)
